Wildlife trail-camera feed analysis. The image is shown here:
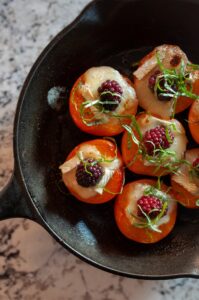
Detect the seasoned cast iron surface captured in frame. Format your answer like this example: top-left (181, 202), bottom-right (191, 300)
top-left (16, 0), bottom-right (199, 277)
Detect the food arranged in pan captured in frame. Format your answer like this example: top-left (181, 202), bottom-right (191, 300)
top-left (59, 44), bottom-right (199, 244)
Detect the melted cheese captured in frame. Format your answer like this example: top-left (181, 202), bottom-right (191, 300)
top-left (172, 149), bottom-right (199, 195)
top-left (134, 45), bottom-right (188, 81)
top-left (125, 183), bottom-right (176, 229)
top-left (134, 49), bottom-right (166, 80)
top-left (60, 144), bottom-right (121, 199)
top-left (79, 66), bottom-right (137, 124)
top-left (137, 114), bottom-right (187, 167)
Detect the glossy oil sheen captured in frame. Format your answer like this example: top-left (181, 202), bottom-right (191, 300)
top-left (15, 0), bottom-right (199, 278)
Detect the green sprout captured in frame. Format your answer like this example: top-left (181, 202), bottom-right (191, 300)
top-left (127, 181), bottom-right (169, 233)
top-left (76, 139), bottom-right (122, 195)
top-left (122, 119), bottom-right (188, 175)
top-left (154, 52), bottom-right (199, 118)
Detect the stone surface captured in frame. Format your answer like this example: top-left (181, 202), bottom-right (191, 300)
top-left (0, 0), bottom-right (198, 299)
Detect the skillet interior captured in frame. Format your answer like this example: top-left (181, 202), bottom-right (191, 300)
top-left (15, 0), bottom-right (199, 278)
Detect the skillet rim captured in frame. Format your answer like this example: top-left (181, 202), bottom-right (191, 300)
top-left (13, 0), bottom-right (199, 279)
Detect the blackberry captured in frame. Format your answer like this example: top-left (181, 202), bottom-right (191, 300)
top-left (148, 71), bottom-right (177, 101)
top-left (98, 80), bottom-right (123, 111)
top-left (192, 157), bottom-right (199, 177)
top-left (148, 71), bottom-right (161, 91)
top-left (193, 157), bottom-right (199, 168)
top-left (137, 195), bottom-right (163, 219)
top-left (76, 158), bottom-right (104, 187)
top-left (143, 125), bottom-right (174, 155)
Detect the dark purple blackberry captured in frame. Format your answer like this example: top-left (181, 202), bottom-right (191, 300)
top-left (192, 157), bottom-right (199, 177)
top-left (76, 158), bottom-right (104, 187)
top-left (148, 71), bottom-right (161, 91)
top-left (137, 195), bottom-right (163, 219)
top-left (143, 125), bottom-right (174, 155)
top-left (148, 71), bottom-right (177, 101)
top-left (98, 80), bottom-right (123, 111)
top-left (193, 157), bottom-right (199, 168)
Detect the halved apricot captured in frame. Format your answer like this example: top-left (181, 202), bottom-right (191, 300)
top-left (121, 113), bottom-right (187, 177)
top-left (188, 100), bottom-right (199, 144)
top-left (69, 66), bottom-right (138, 136)
top-left (60, 139), bottom-right (124, 204)
top-left (114, 179), bottom-right (177, 243)
top-left (134, 44), bottom-right (198, 119)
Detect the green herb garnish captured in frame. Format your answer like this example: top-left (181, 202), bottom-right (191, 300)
top-left (77, 88), bottom-right (134, 127)
top-left (189, 161), bottom-right (199, 179)
top-left (122, 120), bottom-right (187, 175)
top-left (155, 52), bottom-right (199, 117)
top-left (76, 138), bottom-right (119, 194)
top-left (127, 181), bottom-right (169, 233)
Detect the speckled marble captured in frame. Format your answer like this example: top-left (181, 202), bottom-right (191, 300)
top-left (0, 0), bottom-right (199, 299)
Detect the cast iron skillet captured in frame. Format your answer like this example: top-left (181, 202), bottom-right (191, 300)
top-left (1, 0), bottom-right (199, 279)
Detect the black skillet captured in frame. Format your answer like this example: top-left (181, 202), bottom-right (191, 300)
top-left (1, 0), bottom-right (199, 279)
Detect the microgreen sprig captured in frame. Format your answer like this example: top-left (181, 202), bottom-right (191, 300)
top-left (144, 184), bottom-right (169, 203)
top-left (76, 139), bottom-right (122, 195)
top-left (77, 152), bottom-right (98, 177)
top-left (71, 81), bottom-right (83, 111)
top-left (146, 147), bottom-right (189, 175)
top-left (76, 85), bottom-right (133, 126)
top-left (79, 99), bottom-right (106, 126)
top-left (78, 85), bottom-right (124, 126)
top-left (127, 181), bottom-right (169, 233)
top-left (187, 63), bottom-right (199, 70)
top-left (77, 142), bottom-right (118, 175)
top-left (189, 161), bottom-right (199, 179)
top-left (130, 206), bottom-right (162, 233)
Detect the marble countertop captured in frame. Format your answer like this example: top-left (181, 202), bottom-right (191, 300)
top-left (0, 0), bottom-right (198, 299)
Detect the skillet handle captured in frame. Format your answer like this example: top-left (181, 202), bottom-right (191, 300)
top-left (0, 174), bottom-right (36, 221)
